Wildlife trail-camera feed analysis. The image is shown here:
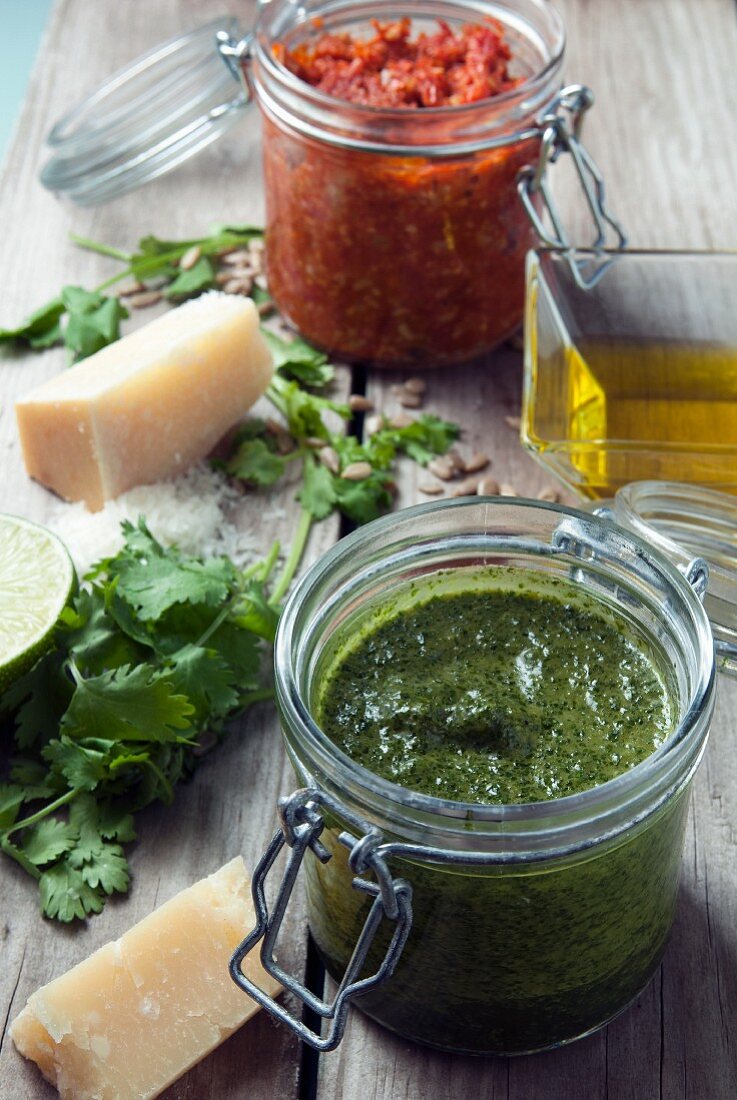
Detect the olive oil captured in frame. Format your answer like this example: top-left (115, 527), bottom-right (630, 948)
top-left (528, 338), bottom-right (737, 498)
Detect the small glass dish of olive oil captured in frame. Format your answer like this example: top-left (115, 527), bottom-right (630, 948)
top-left (522, 249), bottom-right (737, 500)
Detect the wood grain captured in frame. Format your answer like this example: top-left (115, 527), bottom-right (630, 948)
top-left (0, 1), bottom-right (318, 1098)
top-left (1, 0), bottom-right (737, 1098)
top-left (318, 1), bottom-right (737, 1098)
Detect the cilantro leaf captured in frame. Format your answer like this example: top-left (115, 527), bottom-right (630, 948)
top-left (384, 413), bottom-right (460, 465)
top-left (42, 736), bottom-right (111, 791)
top-left (263, 329), bottom-right (335, 388)
top-left (277, 379), bottom-right (349, 440)
top-left (233, 580), bottom-right (281, 643)
top-left (0, 784), bottom-right (24, 830)
top-left (96, 801), bottom-right (136, 843)
top-left (299, 456), bottom-right (336, 520)
top-left (61, 587), bottom-right (144, 673)
top-left (109, 520), bottom-right (237, 620)
top-left (208, 620), bottom-right (262, 687)
top-left (76, 843), bottom-right (129, 895)
top-left (21, 818), bottom-right (77, 866)
top-left (8, 759), bottom-right (58, 802)
top-left (2, 651), bottom-right (73, 750)
top-left (61, 664), bottom-right (194, 743)
top-left (333, 473), bottom-right (393, 525)
top-left (61, 286), bottom-right (129, 362)
top-left (225, 438), bottom-right (286, 486)
top-left (39, 863), bottom-right (105, 922)
top-left (165, 256), bottom-right (216, 300)
top-left (165, 644), bottom-right (240, 723)
top-left (0, 296), bottom-right (65, 349)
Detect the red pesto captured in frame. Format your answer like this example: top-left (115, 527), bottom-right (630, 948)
top-left (277, 18), bottom-right (520, 108)
top-left (263, 19), bottom-right (538, 366)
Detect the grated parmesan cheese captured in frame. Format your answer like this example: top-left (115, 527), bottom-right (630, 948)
top-left (50, 464), bottom-right (258, 578)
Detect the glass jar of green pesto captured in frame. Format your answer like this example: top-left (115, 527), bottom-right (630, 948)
top-left (230, 497), bottom-right (716, 1055)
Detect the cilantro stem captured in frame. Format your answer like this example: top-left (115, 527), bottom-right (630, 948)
top-left (144, 759), bottom-right (174, 805)
top-left (69, 233), bottom-right (133, 263)
top-left (0, 836), bottom-right (41, 880)
top-left (269, 507), bottom-right (313, 606)
top-left (257, 540), bottom-right (281, 584)
top-left (4, 787), bottom-right (81, 839)
top-left (239, 687), bottom-right (275, 706)
top-left (195, 600), bottom-right (236, 649)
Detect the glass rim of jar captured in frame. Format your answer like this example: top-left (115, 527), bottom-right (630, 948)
top-left (252, 0), bottom-right (567, 155)
top-left (274, 496), bottom-right (715, 859)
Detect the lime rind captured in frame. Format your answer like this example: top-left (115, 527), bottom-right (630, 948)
top-left (0, 515), bottom-right (75, 684)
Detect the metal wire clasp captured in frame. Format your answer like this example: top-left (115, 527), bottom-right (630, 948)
top-left (216, 30), bottom-right (254, 102)
top-left (229, 788), bottom-right (413, 1051)
top-left (518, 85), bottom-right (628, 288)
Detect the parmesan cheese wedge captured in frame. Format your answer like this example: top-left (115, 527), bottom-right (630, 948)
top-left (10, 856), bottom-right (279, 1100)
top-left (16, 293), bottom-right (273, 511)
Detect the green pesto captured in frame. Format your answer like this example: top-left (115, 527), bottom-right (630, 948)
top-left (316, 586), bottom-right (673, 805)
top-left (302, 574), bottom-right (687, 1053)
top-left (305, 787), bottom-right (689, 1054)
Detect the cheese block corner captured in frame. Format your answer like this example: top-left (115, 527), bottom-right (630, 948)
top-left (15, 293), bottom-right (273, 511)
top-left (10, 855), bottom-right (280, 1100)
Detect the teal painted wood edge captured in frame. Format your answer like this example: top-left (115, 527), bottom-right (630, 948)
top-left (0, 0), bottom-right (54, 161)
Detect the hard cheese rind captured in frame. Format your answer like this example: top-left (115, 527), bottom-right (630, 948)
top-left (10, 856), bottom-right (280, 1100)
top-left (16, 293), bottom-right (273, 511)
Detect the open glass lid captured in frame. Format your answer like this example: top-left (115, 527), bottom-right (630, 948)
top-left (40, 17), bottom-right (250, 205)
top-left (610, 481), bottom-right (737, 675)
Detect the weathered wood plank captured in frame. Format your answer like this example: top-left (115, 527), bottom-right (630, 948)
top-left (317, 1), bottom-right (737, 1097)
top-left (0, 1), bottom-right (319, 1097)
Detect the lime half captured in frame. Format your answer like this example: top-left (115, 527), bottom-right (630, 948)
top-left (0, 515), bottom-right (75, 692)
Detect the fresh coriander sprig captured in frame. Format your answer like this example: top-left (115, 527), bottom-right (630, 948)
top-left (224, 327), bottom-right (460, 529)
top-left (0, 225), bottom-right (264, 361)
top-left (0, 520), bottom-right (279, 921)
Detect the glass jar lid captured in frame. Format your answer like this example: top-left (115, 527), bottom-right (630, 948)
top-left (611, 481), bottom-right (737, 674)
top-left (40, 18), bottom-right (250, 205)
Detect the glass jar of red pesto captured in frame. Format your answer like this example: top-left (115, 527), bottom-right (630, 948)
top-left (248, 0), bottom-right (566, 367)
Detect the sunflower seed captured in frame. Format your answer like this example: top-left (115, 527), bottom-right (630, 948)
top-left (428, 457), bottom-right (455, 481)
top-left (389, 413), bottom-right (414, 429)
top-left (116, 280), bottom-right (144, 297)
top-left (227, 264), bottom-right (256, 280)
top-left (537, 487), bottom-right (561, 502)
top-left (319, 446), bottom-right (341, 474)
top-left (365, 414), bottom-right (384, 435)
top-left (399, 391), bottom-right (423, 409)
top-left (504, 415), bottom-right (522, 430)
top-left (221, 249), bottom-right (252, 266)
top-left (223, 278), bottom-right (250, 295)
top-left (128, 290), bottom-right (162, 309)
top-left (463, 451), bottom-right (490, 474)
top-left (418, 480), bottom-right (444, 495)
top-left (477, 477), bottom-right (500, 496)
top-left (450, 476), bottom-right (480, 497)
top-left (265, 418), bottom-right (293, 453)
top-left (404, 377), bottom-right (427, 395)
top-left (348, 394), bottom-right (374, 412)
top-left (445, 449), bottom-right (465, 473)
top-left (179, 245), bottom-right (202, 271)
top-left (499, 482), bottom-right (519, 497)
top-left (341, 461), bottom-right (373, 481)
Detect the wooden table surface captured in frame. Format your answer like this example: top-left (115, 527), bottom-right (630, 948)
top-left (1, 2), bottom-right (737, 1098)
